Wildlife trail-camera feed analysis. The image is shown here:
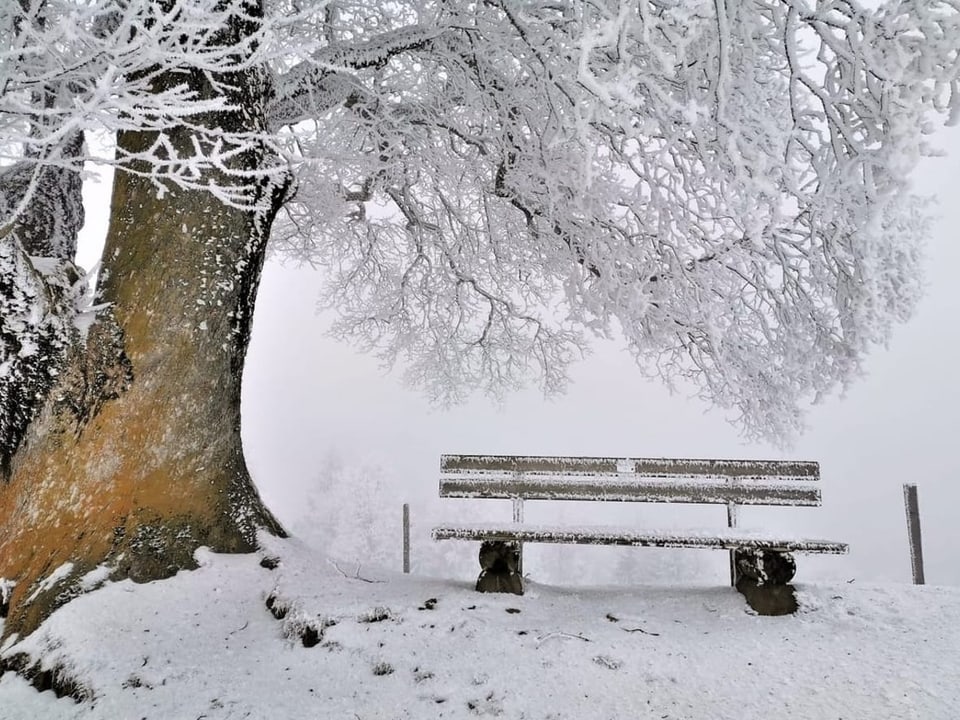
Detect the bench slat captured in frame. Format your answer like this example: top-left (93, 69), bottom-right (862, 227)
top-left (432, 523), bottom-right (848, 554)
top-left (441, 454), bottom-right (819, 481)
top-left (439, 475), bottom-right (821, 506)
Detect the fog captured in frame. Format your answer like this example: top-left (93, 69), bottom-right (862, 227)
top-left (75, 126), bottom-right (959, 589)
top-left (242, 125), bottom-right (960, 588)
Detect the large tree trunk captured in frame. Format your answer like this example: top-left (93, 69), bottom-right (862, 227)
top-left (0, 2), bottom-right (286, 640)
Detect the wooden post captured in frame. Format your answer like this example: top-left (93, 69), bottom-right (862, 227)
top-left (726, 503), bottom-right (740, 586)
top-left (402, 503), bottom-right (410, 574)
top-left (725, 474), bottom-right (740, 586)
top-left (512, 496), bottom-right (524, 575)
top-left (903, 484), bottom-right (925, 585)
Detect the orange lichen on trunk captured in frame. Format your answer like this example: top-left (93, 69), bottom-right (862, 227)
top-left (0, 376), bottom-right (266, 638)
top-left (0, 130), bottom-right (284, 640)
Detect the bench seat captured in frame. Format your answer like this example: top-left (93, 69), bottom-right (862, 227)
top-left (432, 522), bottom-right (849, 554)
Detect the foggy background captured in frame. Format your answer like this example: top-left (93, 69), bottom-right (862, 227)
top-left (78, 124), bottom-right (960, 590)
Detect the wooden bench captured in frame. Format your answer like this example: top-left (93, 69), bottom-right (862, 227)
top-left (432, 454), bottom-right (848, 613)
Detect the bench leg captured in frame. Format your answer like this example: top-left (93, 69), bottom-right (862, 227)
top-left (733, 549), bottom-right (797, 616)
top-left (734, 549), bottom-right (796, 585)
top-left (475, 541), bottom-right (524, 595)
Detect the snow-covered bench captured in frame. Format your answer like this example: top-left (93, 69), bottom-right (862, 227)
top-left (432, 454), bottom-right (847, 613)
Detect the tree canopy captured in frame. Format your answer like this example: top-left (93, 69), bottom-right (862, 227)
top-left (3, 0), bottom-right (959, 444)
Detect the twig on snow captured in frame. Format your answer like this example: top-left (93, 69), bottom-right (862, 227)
top-left (328, 559), bottom-right (385, 584)
top-left (606, 612), bottom-right (659, 636)
top-left (536, 631), bottom-right (591, 646)
top-left (622, 626), bottom-right (660, 636)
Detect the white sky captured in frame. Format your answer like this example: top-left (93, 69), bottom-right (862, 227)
top-left (76, 123), bottom-right (960, 590)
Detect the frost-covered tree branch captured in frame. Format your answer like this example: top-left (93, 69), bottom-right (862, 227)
top-left (265, 0), bottom-right (958, 441)
top-left (3, 0), bottom-right (958, 442)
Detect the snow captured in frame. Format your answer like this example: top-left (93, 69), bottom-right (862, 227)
top-left (1, 537), bottom-right (958, 719)
top-left (0, 579), bottom-right (14, 608)
top-left (24, 563), bottom-right (75, 604)
top-left (76, 566), bottom-right (111, 593)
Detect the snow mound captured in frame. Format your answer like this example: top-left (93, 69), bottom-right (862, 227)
top-left (1, 536), bottom-right (958, 719)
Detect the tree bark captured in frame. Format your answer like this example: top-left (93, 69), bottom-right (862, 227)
top-left (0, 2), bottom-right (287, 640)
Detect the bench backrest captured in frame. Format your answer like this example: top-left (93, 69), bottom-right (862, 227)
top-left (439, 454), bottom-right (822, 507)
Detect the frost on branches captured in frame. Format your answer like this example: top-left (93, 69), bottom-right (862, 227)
top-left (269, 0), bottom-right (959, 441)
top-left (2, 0), bottom-right (959, 443)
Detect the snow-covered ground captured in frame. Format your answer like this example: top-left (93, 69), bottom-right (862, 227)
top-left (2, 536), bottom-right (958, 719)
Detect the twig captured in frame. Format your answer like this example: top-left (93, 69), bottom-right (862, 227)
top-left (228, 620), bottom-right (249, 636)
top-left (622, 626), bottom-right (660, 637)
top-left (607, 612), bottom-right (659, 636)
top-left (328, 559), bottom-right (384, 584)
top-left (536, 631), bottom-right (591, 646)
top-left (593, 655), bottom-right (622, 670)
